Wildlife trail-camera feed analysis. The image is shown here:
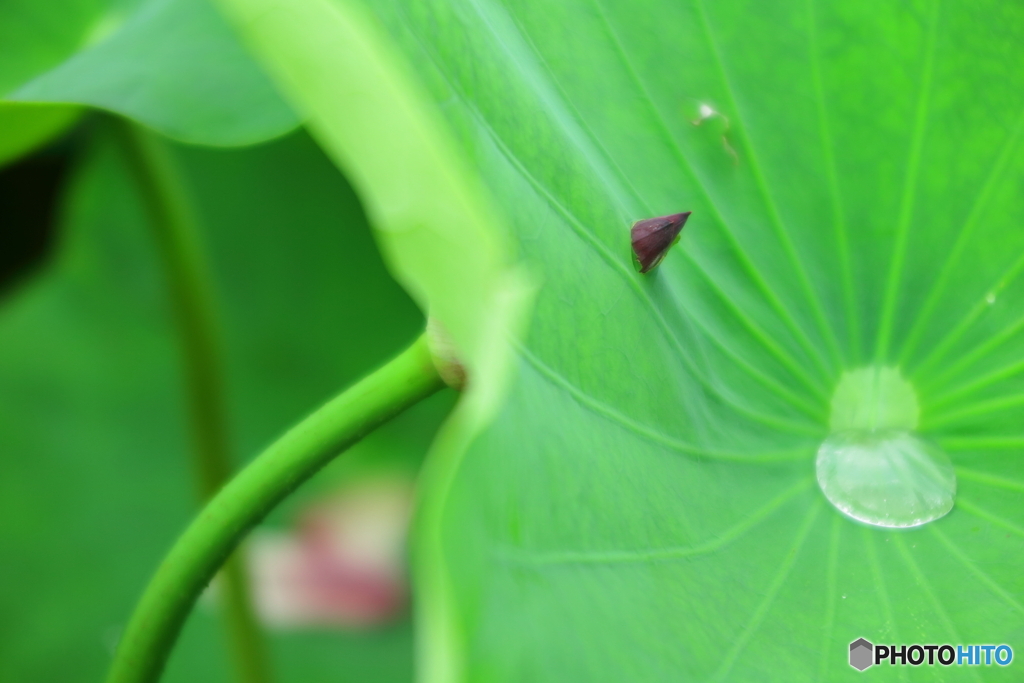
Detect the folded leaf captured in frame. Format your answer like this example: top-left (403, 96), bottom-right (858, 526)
top-left (2, 0), bottom-right (298, 146)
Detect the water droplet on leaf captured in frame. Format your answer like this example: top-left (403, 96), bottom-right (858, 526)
top-left (816, 430), bottom-right (955, 528)
top-left (816, 366), bottom-right (956, 528)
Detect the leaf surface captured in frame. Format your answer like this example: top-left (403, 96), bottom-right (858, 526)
top-left (342, 0), bottom-right (1023, 679)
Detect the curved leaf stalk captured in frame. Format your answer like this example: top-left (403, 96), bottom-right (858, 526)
top-left (106, 332), bottom-right (446, 683)
top-left (114, 119), bottom-right (269, 683)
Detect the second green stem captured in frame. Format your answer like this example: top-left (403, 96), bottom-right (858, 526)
top-left (116, 119), bottom-right (269, 683)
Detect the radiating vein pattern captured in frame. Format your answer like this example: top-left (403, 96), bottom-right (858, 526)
top-left (370, 0), bottom-right (1024, 679)
top-left (711, 502), bottom-right (821, 681)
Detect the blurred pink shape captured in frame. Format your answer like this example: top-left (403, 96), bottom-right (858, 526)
top-left (247, 476), bottom-right (413, 628)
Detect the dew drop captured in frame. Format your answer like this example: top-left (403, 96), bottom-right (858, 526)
top-left (816, 430), bottom-right (955, 528)
top-left (816, 366), bottom-right (956, 528)
top-left (986, 292), bottom-right (996, 305)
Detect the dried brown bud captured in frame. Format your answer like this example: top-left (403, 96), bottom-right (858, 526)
top-left (630, 212), bottom-right (691, 273)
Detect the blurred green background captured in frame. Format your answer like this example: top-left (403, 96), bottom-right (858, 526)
top-left (0, 118), bottom-right (453, 682)
top-left (1, 0), bottom-right (466, 679)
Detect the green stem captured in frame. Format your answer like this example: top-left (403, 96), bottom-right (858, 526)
top-left (115, 119), bottom-right (268, 683)
top-left (106, 333), bottom-right (445, 683)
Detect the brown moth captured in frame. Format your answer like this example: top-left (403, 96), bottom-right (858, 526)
top-left (630, 212), bottom-right (691, 273)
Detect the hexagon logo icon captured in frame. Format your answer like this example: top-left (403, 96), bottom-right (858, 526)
top-left (850, 638), bottom-right (874, 671)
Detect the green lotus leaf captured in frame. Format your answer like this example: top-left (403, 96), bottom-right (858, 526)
top-left (2, 0), bottom-right (298, 146)
top-left (349, 0), bottom-right (1022, 679)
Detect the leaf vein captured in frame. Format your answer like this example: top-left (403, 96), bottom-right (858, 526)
top-left (956, 497), bottom-right (1024, 538)
top-left (694, 0), bottom-right (843, 378)
top-left (589, 0), bottom-right (831, 398)
top-left (712, 502), bottom-right (822, 682)
top-left (955, 467), bottom-right (1024, 493)
top-left (929, 525), bottom-right (1024, 616)
top-left (875, 0), bottom-right (941, 363)
top-left (817, 515), bottom-right (841, 683)
top-left (807, 0), bottom-right (858, 366)
top-left (894, 536), bottom-right (983, 683)
top-left (498, 476), bottom-right (814, 567)
top-left (518, 343), bottom-right (823, 450)
top-left (899, 106), bottom-right (1024, 366)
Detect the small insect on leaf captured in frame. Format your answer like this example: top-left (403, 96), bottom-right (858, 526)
top-left (631, 212), bottom-right (691, 273)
